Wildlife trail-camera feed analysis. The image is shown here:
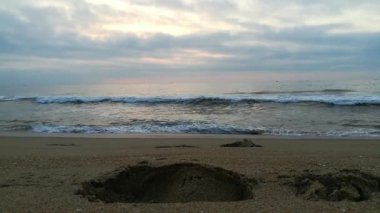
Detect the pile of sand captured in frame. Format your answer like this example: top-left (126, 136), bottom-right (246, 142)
top-left (283, 169), bottom-right (380, 201)
top-left (221, 139), bottom-right (262, 147)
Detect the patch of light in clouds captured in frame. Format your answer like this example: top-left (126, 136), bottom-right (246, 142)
top-left (0, 0), bottom-right (379, 85)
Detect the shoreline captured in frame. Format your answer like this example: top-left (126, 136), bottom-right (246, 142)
top-left (1, 131), bottom-right (380, 140)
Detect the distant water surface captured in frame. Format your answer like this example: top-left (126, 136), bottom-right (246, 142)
top-left (1, 79), bottom-right (380, 137)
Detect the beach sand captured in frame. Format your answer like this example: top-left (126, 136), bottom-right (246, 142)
top-left (0, 134), bottom-right (380, 212)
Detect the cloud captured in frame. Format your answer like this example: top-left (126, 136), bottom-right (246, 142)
top-left (0, 0), bottom-right (379, 85)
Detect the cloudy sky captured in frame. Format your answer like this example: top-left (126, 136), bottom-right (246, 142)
top-left (0, 0), bottom-right (379, 85)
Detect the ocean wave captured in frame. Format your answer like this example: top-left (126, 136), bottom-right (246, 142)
top-left (1, 124), bottom-right (33, 131)
top-left (2, 118), bottom-right (380, 136)
top-left (324, 129), bottom-right (380, 137)
top-left (1, 95), bottom-right (380, 106)
top-left (341, 123), bottom-right (380, 129)
top-left (31, 123), bottom-right (263, 135)
top-left (0, 96), bottom-right (35, 101)
top-left (29, 123), bottom-right (380, 137)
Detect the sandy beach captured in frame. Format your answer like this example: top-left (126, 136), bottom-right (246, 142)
top-left (0, 134), bottom-right (380, 212)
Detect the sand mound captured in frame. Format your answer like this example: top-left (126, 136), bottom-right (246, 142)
top-left (284, 169), bottom-right (380, 201)
top-left (221, 139), bottom-right (262, 147)
top-left (155, 145), bottom-right (198, 148)
top-left (77, 163), bottom-right (255, 203)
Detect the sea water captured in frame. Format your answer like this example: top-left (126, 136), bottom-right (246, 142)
top-left (1, 79), bottom-right (380, 136)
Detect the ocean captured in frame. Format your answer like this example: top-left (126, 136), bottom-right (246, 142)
top-left (1, 78), bottom-right (380, 137)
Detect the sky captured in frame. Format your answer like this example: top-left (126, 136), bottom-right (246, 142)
top-left (0, 0), bottom-right (380, 85)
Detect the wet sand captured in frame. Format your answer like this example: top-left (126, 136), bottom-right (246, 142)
top-left (0, 134), bottom-right (380, 212)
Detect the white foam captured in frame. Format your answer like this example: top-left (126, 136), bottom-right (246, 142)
top-left (0, 96), bottom-right (34, 101)
top-left (31, 123), bottom-right (258, 135)
top-left (30, 124), bottom-right (380, 137)
top-left (1, 94), bottom-right (380, 106)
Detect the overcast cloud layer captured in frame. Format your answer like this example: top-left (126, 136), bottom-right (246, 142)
top-left (0, 0), bottom-right (379, 85)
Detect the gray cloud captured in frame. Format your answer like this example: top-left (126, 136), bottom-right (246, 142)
top-left (0, 0), bottom-right (379, 85)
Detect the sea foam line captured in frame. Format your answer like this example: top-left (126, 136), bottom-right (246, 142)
top-left (31, 123), bottom-right (263, 135)
top-left (1, 95), bottom-right (380, 106)
top-left (29, 124), bottom-right (380, 137)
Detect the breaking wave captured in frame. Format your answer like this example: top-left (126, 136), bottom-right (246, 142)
top-left (31, 122), bottom-right (263, 135)
top-left (29, 123), bottom-right (380, 137)
top-left (1, 94), bottom-right (380, 106)
top-left (2, 118), bottom-right (380, 136)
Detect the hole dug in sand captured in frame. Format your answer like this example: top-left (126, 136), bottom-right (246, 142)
top-left (77, 163), bottom-right (255, 203)
top-left (286, 169), bottom-right (380, 202)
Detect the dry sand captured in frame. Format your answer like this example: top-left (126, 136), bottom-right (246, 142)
top-left (0, 134), bottom-right (380, 212)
